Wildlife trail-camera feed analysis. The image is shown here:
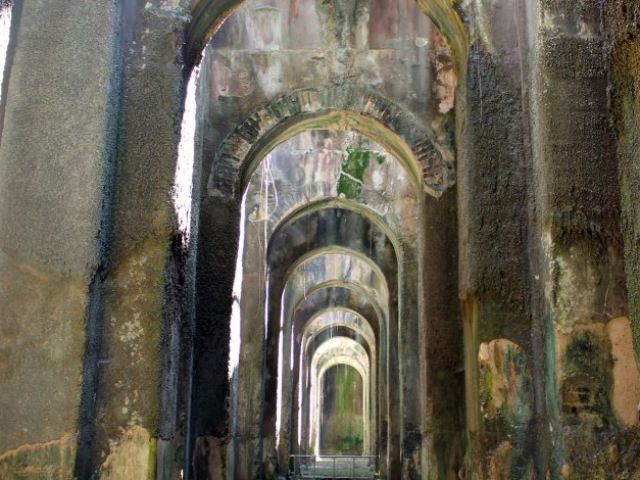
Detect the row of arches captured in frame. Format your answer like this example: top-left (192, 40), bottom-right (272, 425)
top-left (178, 1), bottom-right (464, 477)
top-left (2, 0), bottom-right (639, 478)
top-left (194, 127), bottom-right (421, 477)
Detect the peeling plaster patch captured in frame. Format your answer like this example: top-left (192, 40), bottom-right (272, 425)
top-left (488, 441), bottom-right (513, 479)
top-left (99, 426), bottom-right (153, 479)
top-left (0, 253), bottom-right (87, 453)
top-left (254, 56), bottom-right (283, 98)
top-left (542, 11), bottom-right (557, 32)
top-left (436, 66), bottom-right (456, 114)
top-left (556, 324), bottom-right (612, 424)
top-left (244, 6), bottom-right (283, 51)
top-left (119, 314), bottom-right (144, 343)
top-left (101, 238), bottom-right (166, 432)
top-left (607, 317), bottom-right (640, 426)
top-left (0, 432), bottom-right (76, 478)
top-left (161, 0), bottom-right (180, 11)
top-left (547, 241), bottom-right (603, 334)
top-left (578, 21), bottom-right (598, 39)
top-left (433, 32), bottom-right (457, 115)
top-left (478, 339), bottom-right (533, 426)
top-left (469, 0), bottom-right (494, 50)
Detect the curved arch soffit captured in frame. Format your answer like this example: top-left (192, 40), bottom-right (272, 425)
top-left (312, 337), bottom-right (369, 380)
top-left (281, 247), bottom-right (390, 310)
top-left (302, 308), bottom-right (376, 354)
top-left (291, 280), bottom-right (389, 334)
top-left (244, 147), bottom-right (415, 240)
top-left (268, 199), bottom-right (401, 262)
top-left (280, 283), bottom-right (387, 380)
top-left (207, 86), bottom-right (455, 199)
top-left (311, 355), bottom-right (371, 456)
top-left (186, 0), bottom-right (469, 74)
top-left (318, 359), bottom-right (366, 390)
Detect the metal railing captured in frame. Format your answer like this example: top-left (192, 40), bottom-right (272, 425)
top-left (289, 454), bottom-right (378, 479)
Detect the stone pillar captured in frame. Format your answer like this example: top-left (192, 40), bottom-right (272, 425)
top-left (232, 210), bottom-right (267, 480)
top-left (420, 190), bottom-right (463, 479)
top-left (0, 0), bottom-right (121, 477)
top-left (92, 1), bottom-right (190, 478)
top-left (399, 244), bottom-right (423, 479)
top-left (530, 0), bottom-right (631, 476)
top-left (605, 0), bottom-right (640, 366)
top-left (190, 195), bottom-right (240, 480)
top-left (458, 1), bottom-right (538, 477)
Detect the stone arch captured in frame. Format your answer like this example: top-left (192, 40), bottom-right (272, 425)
top-left (277, 252), bottom-right (392, 445)
top-left (291, 282), bottom-right (387, 337)
top-left (207, 85), bottom-right (455, 199)
top-left (191, 32), bottom-right (434, 476)
top-left (312, 362), bottom-right (368, 455)
top-left (279, 285), bottom-right (388, 466)
top-left (302, 309), bottom-right (378, 455)
top-left (267, 197), bottom-right (403, 260)
top-left (302, 308), bottom-right (376, 353)
top-left (309, 337), bottom-right (371, 454)
top-left (241, 131), bottom-right (418, 241)
top-left (282, 247), bottom-right (390, 306)
top-left (276, 246), bottom-right (391, 400)
top-left (261, 203), bottom-right (406, 474)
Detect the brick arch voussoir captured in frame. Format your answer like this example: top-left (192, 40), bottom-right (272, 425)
top-left (207, 85), bottom-right (455, 199)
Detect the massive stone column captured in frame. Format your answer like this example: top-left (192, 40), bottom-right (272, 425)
top-left (0, 0), bottom-right (121, 477)
top-left (605, 0), bottom-right (640, 365)
top-left (91, 1), bottom-right (191, 478)
top-left (420, 189), bottom-right (463, 480)
top-left (530, 0), bottom-right (638, 476)
top-left (457, 1), bottom-right (538, 476)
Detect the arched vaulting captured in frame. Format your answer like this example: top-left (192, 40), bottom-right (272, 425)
top-left (191, 5), bottom-right (439, 475)
top-left (291, 283), bottom-right (387, 337)
top-left (207, 86), bottom-right (455, 198)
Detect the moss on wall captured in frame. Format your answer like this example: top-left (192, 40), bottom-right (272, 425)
top-left (320, 365), bottom-right (364, 455)
top-left (336, 144), bottom-right (385, 200)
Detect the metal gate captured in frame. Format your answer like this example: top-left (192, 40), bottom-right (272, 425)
top-left (289, 455), bottom-right (378, 479)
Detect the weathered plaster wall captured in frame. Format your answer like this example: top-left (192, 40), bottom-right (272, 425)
top-left (92, 1), bottom-right (193, 478)
top-left (458, 0), bottom-right (640, 477)
top-left (457, 0), bottom-right (536, 476)
top-left (530, 0), bottom-right (634, 477)
top-left (0, 0), bottom-right (120, 477)
top-left (605, 0), bottom-right (640, 365)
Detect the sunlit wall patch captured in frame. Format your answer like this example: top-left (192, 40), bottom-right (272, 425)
top-left (173, 63), bottom-right (201, 243)
top-left (0, 2), bottom-right (13, 106)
